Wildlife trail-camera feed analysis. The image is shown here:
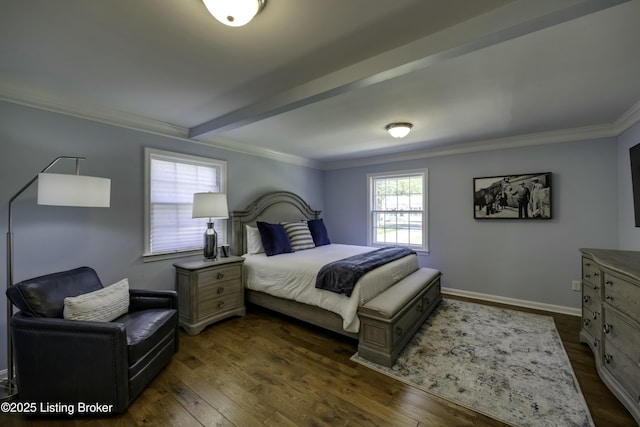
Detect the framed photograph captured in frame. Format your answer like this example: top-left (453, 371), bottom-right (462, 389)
top-left (474, 172), bottom-right (552, 220)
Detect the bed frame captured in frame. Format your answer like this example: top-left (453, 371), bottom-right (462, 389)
top-left (230, 191), bottom-right (357, 338)
top-left (230, 191), bottom-right (442, 366)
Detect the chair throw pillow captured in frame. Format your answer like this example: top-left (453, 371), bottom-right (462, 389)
top-left (63, 278), bottom-right (130, 322)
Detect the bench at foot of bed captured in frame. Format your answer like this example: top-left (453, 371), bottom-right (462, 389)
top-left (357, 267), bottom-right (442, 367)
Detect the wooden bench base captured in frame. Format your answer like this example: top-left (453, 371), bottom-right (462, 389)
top-left (357, 268), bottom-right (442, 367)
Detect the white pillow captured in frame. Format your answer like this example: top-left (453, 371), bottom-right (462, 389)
top-left (282, 221), bottom-right (316, 251)
top-left (63, 278), bottom-right (130, 322)
top-left (246, 225), bottom-right (264, 254)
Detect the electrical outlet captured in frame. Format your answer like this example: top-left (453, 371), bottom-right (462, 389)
top-left (572, 280), bottom-right (582, 291)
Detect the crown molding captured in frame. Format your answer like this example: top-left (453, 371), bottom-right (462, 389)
top-left (0, 80), bottom-right (189, 138)
top-left (322, 124), bottom-right (617, 170)
top-left (614, 99), bottom-right (640, 135)
top-left (0, 81), bottom-right (319, 169)
top-left (1, 79), bottom-right (638, 172)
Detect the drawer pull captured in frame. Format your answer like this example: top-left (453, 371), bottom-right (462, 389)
top-left (605, 296), bottom-right (613, 301)
top-left (583, 318), bottom-right (590, 326)
top-left (604, 353), bottom-right (613, 364)
top-left (603, 323), bottom-right (612, 334)
top-left (605, 280), bottom-right (613, 285)
top-left (217, 272), bottom-right (225, 279)
top-left (217, 287), bottom-right (224, 294)
top-left (585, 274), bottom-right (591, 279)
top-left (583, 295), bottom-right (590, 303)
top-left (594, 286), bottom-right (599, 291)
top-left (217, 301), bottom-right (225, 309)
top-left (396, 326), bottom-right (403, 336)
top-left (585, 262), bottom-right (591, 267)
top-left (593, 311), bottom-right (599, 320)
top-left (593, 272), bottom-right (599, 277)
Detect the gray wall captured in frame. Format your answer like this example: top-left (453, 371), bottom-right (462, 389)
top-left (323, 138), bottom-right (619, 309)
top-left (617, 120), bottom-right (640, 249)
top-left (0, 101), bottom-right (323, 371)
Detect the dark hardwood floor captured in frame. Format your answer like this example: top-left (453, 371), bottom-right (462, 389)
top-left (1, 296), bottom-right (637, 426)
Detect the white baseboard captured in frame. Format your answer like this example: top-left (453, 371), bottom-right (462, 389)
top-left (442, 287), bottom-right (581, 317)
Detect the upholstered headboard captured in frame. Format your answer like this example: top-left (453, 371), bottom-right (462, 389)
top-left (230, 191), bottom-right (321, 256)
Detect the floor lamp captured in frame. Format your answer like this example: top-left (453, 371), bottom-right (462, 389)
top-left (2, 156), bottom-right (111, 400)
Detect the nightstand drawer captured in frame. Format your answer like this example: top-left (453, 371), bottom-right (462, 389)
top-left (200, 279), bottom-right (242, 299)
top-left (201, 291), bottom-right (244, 315)
top-left (199, 265), bottom-right (242, 286)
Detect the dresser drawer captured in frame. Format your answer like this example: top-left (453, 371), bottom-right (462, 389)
top-left (199, 265), bottom-right (242, 286)
top-left (582, 283), bottom-right (600, 311)
top-left (582, 305), bottom-right (600, 340)
top-left (603, 307), bottom-right (640, 363)
top-left (603, 338), bottom-right (640, 405)
top-left (604, 272), bottom-right (640, 318)
top-left (582, 257), bottom-right (602, 286)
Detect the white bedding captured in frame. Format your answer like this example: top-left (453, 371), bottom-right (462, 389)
top-left (242, 244), bottom-right (418, 333)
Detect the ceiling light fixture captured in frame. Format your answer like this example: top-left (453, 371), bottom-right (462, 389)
top-left (202, 0), bottom-right (266, 27)
top-left (385, 122), bottom-right (413, 139)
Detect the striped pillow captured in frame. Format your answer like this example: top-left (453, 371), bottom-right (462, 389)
top-left (282, 221), bottom-right (316, 251)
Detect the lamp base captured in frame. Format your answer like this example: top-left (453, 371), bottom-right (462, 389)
top-left (203, 222), bottom-right (218, 260)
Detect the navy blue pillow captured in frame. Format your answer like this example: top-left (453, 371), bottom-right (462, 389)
top-left (256, 221), bottom-right (293, 256)
top-left (307, 218), bottom-right (331, 246)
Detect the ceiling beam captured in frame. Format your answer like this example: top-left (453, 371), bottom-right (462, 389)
top-left (189, 0), bottom-right (629, 139)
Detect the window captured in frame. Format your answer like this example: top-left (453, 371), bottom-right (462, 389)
top-left (367, 169), bottom-right (428, 252)
top-left (144, 148), bottom-right (227, 260)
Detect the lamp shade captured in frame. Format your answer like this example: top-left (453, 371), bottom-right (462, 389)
top-left (192, 192), bottom-right (229, 219)
top-left (202, 0), bottom-right (265, 27)
top-left (37, 173), bottom-right (111, 207)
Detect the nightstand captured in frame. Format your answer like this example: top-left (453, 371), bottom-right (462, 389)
top-left (173, 256), bottom-right (245, 335)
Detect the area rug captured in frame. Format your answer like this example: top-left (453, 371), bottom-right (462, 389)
top-left (351, 299), bottom-right (593, 427)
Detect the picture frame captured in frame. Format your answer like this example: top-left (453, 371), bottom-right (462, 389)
top-left (474, 172), bottom-right (552, 220)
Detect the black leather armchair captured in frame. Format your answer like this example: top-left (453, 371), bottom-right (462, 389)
top-left (6, 267), bottom-right (179, 414)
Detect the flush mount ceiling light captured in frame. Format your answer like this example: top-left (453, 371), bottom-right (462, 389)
top-left (385, 122), bottom-right (413, 139)
top-left (203, 0), bottom-right (266, 27)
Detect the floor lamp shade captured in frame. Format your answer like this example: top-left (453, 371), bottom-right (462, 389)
top-left (38, 173), bottom-right (111, 207)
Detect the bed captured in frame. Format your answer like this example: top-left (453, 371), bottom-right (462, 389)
top-left (230, 191), bottom-right (442, 366)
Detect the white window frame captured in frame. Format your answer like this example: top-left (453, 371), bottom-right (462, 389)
top-left (143, 148), bottom-right (227, 262)
top-left (367, 168), bottom-right (428, 253)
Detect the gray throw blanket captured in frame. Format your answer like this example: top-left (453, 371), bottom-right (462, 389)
top-left (315, 247), bottom-right (416, 297)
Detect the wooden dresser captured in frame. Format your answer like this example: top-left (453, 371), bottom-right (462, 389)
top-left (580, 248), bottom-right (640, 424)
top-left (174, 256), bottom-right (245, 335)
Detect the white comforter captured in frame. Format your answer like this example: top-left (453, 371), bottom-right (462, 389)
top-left (242, 244), bottom-right (418, 333)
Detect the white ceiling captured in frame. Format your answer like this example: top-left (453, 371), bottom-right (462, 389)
top-left (2, 0), bottom-right (639, 168)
